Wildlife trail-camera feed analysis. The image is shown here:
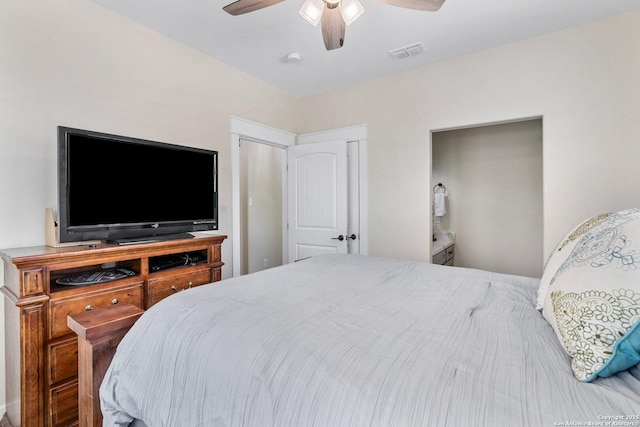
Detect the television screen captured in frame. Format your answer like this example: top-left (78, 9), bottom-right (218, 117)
top-left (58, 127), bottom-right (218, 243)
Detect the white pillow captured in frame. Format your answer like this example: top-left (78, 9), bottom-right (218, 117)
top-left (541, 207), bottom-right (640, 381)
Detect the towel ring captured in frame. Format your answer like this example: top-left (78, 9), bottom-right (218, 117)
top-left (433, 183), bottom-right (447, 193)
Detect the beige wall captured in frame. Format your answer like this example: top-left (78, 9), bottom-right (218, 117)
top-left (0, 0), bottom-right (298, 258)
top-left (432, 120), bottom-right (543, 277)
top-left (0, 0), bottom-right (298, 414)
top-left (296, 9), bottom-right (640, 265)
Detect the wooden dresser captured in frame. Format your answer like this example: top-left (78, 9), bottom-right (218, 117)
top-left (0, 234), bottom-right (226, 427)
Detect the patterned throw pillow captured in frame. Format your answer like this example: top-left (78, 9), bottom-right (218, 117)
top-left (541, 208), bottom-right (640, 382)
top-left (535, 214), bottom-right (611, 310)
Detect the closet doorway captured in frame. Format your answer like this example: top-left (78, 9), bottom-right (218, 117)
top-left (239, 139), bottom-right (284, 275)
top-left (431, 118), bottom-right (543, 277)
top-left (230, 116), bottom-right (295, 277)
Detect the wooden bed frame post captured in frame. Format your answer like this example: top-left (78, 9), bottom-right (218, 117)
top-left (67, 304), bottom-right (144, 427)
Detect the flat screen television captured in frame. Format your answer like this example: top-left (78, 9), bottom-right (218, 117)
top-left (58, 126), bottom-right (218, 244)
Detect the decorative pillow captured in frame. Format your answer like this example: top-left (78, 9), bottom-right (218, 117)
top-left (541, 207), bottom-right (640, 382)
top-left (535, 214), bottom-right (612, 310)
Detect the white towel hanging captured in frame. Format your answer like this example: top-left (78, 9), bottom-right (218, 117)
top-left (434, 192), bottom-right (446, 217)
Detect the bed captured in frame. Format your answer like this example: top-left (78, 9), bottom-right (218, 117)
top-left (98, 250), bottom-right (640, 427)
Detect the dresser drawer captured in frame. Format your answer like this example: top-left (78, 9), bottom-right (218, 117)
top-left (49, 337), bottom-right (78, 385)
top-left (148, 268), bottom-right (212, 307)
top-left (49, 283), bottom-right (143, 340)
top-left (49, 380), bottom-right (78, 427)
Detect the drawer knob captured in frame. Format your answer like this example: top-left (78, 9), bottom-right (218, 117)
top-left (171, 285), bottom-right (179, 292)
top-left (111, 299), bottom-right (118, 305)
top-left (85, 305), bottom-right (93, 311)
top-left (187, 281), bottom-right (193, 289)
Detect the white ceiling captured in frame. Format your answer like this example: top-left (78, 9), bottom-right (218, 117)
top-left (91, 0), bottom-right (640, 97)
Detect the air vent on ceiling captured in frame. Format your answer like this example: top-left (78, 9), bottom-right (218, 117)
top-left (388, 42), bottom-right (426, 61)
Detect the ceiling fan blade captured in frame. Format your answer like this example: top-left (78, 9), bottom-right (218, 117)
top-left (375, 0), bottom-right (445, 11)
top-left (223, 0), bottom-right (286, 16)
top-left (321, 5), bottom-right (346, 50)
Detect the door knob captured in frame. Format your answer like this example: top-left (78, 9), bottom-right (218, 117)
top-left (347, 234), bottom-right (357, 240)
top-left (331, 235), bottom-right (345, 241)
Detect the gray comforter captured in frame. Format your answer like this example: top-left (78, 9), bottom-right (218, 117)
top-left (101, 254), bottom-right (640, 426)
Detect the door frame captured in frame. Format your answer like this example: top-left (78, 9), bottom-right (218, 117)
top-left (231, 117), bottom-right (368, 277)
top-left (230, 116), bottom-right (295, 277)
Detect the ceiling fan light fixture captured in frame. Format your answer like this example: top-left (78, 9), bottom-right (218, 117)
top-left (340, 0), bottom-right (364, 26)
top-left (299, 0), bottom-right (324, 26)
top-left (225, 0), bottom-right (445, 51)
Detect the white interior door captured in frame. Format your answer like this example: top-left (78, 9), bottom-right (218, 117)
top-left (288, 140), bottom-right (348, 262)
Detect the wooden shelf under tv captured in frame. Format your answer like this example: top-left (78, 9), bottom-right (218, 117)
top-left (0, 234), bottom-right (226, 427)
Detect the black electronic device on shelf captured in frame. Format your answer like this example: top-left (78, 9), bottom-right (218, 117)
top-left (56, 268), bottom-right (136, 286)
top-left (150, 251), bottom-right (206, 272)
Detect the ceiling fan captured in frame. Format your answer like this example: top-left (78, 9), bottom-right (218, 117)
top-left (223, 0), bottom-right (446, 51)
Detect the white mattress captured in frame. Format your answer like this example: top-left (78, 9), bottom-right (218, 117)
top-left (101, 254), bottom-right (640, 426)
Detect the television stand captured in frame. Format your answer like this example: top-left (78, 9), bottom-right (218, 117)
top-left (1, 234), bottom-right (226, 427)
top-left (109, 232), bottom-right (195, 246)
